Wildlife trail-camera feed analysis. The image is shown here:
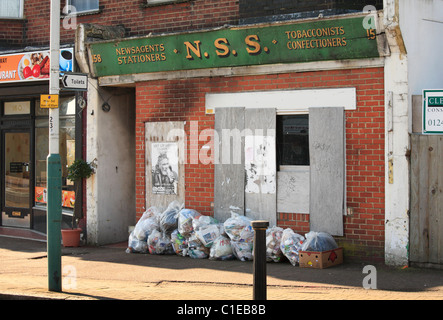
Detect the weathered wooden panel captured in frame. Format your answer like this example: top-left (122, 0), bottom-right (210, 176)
top-left (145, 121), bottom-right (185, 210)
top-left (309, 107), bottom-right (344, 236)
top-left (214, 107), bottom-right (245, 222)
top-left (277, 167), bottom-right (310, 214)
top-left (410, 134), bottom-right (428, 262)
top-left (411, 95), bottom-right (423, 133)
top-left (410, 134), bottom-right (443, 265)
top-left (244, 108), bottom-right (276, 226)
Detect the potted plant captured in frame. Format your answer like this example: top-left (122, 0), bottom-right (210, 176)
top-left (61, 159), bottom-right (94, 247)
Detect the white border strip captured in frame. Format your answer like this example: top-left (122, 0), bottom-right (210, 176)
top-left (205, 88), bottom-right (356, 114)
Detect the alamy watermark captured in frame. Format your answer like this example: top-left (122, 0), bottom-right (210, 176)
top-left (362, 5), bottom-right (377, 40)
top-left (62, 265), bottom-right (77, 289)
top-left (163, 121), bottom-right (275, 174)
top-left (62, 5), bottom-right (77, 30)
top-left (362, 265), bottom-right (377, 289)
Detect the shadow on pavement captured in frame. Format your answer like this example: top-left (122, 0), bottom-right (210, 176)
top-left (2, 236), bottom-right (443, 293)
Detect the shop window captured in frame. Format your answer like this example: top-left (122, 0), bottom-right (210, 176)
top-left (0, 0), bottom-right (24, 19)
top-left (276, 115), bottom-right (309, 169)
top-left (276, 114), bottom-right (310, 215)
top-left (35, 97), bottom-right (76, 210)
top-left (4, 101), bottom-right (30, 115)
top-left (67, 0), bottom-right (99, 13)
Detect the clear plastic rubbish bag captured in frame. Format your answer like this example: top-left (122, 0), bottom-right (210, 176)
top-left (157, 232), bottom-right (175, 255)
top-left (126, 231), bottom-right (148, 254)
top-left (266, 226), bottom-right (284, 262)
top-left (196, 223), bottom-right (223, 248)
top-left (177, 209), bottom-right (201, 238)
top-left (159, 200), bottom-right (183, 234)
top-left (171, 229), bottom-right (188, 256)
top-left (280, 228), bottom-right (305, 266)
top-left (132, 215), bottom-right (159, 241)
top-left (147, 229), bottom-right (161, 254)
top-left (144, 206), bottom-right (162, 219)
top-left (301, 231), bottom-right (338, 252)
top-left (131, 206), bottom-right (161, 241)
top-left (148, 229), bottom-right (174, 254)
top-left (192, 215), bottom-right (219, 232)
top-left (239, 225), bottom-right (254, 242)
top-left (231, 240), bottom-right (253, 261)
top-left (209, 235), bottom-right (234, 261)
top-left (187, 234), bottom-right (209, 259)
top-left (223, 212), bottom-right (252, 242)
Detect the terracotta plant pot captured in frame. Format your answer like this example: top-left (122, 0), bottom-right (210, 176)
top-left (61, 228), bottom-right (82, 247)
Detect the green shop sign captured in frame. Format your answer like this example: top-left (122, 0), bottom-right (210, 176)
top-left (88, 16), bottom-right (380, 78)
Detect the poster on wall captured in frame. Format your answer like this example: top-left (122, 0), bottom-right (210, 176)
top-left (151, 142), bottom-right (179, 195)
top-left (35, 187), bottom-right (75, 208)
top-left (245, 135), bottom-right (276, 194)
top-left (0, 48), bottom-right (73, 83)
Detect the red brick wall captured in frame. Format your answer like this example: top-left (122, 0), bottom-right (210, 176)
top-left (135, 67), bottom-right (385, 261)
top-left (16, 0), bottom-right (239, 47)
top-left (0, 20), bottom-right (25, 46)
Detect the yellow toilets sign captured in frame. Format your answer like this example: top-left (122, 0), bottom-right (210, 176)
top-left (423, 90), bottom-right (443, 134)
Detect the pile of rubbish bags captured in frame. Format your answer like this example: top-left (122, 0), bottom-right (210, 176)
top-left (127, 201), bottom-right (338, 266)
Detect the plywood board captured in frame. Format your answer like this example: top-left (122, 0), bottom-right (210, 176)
top-left (309, 107), bottom-right (344, 236)
top-left (145, 121), bottom-right (185, 210)
top-left (411, 95), bottom-right (423, 133)
top-left (244, 108), bottom-right (276, 226)
top-left (277, 168), bottom-right (310, 214)
top-left (410, 134), bottom-right (443, 265)
top-left (214, 107), bottom-right (245, 222)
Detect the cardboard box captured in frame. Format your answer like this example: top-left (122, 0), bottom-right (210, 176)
top-left (299, 247), bottom-right (343, 269)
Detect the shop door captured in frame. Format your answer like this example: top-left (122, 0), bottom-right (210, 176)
top-left (1, 131), bottom-right (32, 228)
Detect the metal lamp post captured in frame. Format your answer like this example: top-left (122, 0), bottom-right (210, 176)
top-left (47, 0), bottom-right (62, 292)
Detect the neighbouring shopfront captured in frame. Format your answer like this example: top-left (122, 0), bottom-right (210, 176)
top-left (0, 47), bottom-right (83, 233)
top-left (81, 11), bottom-right (406, 262)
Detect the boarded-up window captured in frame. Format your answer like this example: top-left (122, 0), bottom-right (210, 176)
top-left (214, 107), bottom-right (245, 222)
top-left (213, 106), bottom-right (345, 233)
top-left (244, 108), bottom-right (276, 226)
top-left (214, 107), bottom-right (277, 226)
top-left (309, 107), bottom-right (345, 236)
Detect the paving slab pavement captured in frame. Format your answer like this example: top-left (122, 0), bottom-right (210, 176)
top-left (1, 235), bottom-right (443, 304)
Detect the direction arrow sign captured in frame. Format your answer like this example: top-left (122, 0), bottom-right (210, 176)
top-left (62, 72), bottom-right (88, 91)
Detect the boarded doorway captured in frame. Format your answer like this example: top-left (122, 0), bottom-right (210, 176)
top-left (410, 134), bottom-right (443, 267)
top-left (145, 121), bottom-right (185, 209)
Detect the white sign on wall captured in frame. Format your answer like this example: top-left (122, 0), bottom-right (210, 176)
top-left (423, 89), bottom-right (443, 134)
